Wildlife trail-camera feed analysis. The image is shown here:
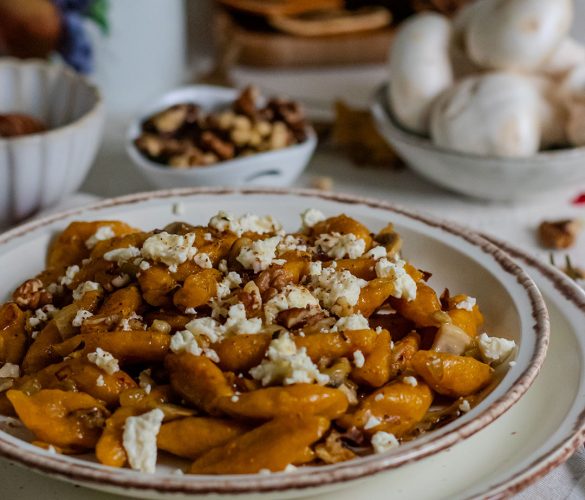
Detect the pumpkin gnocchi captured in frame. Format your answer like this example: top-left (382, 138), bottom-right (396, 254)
top-left (0, 209), bottom-right (516, 474)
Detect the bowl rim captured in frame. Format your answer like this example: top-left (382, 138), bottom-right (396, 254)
top-left (0, 187), bottom-right (549, 495)
top-left (0, 57), bottom-right (104, 144)
top-left (372, 82), bottom-right (585, 164)
top-left (125, 83), bottom-right (317, 176)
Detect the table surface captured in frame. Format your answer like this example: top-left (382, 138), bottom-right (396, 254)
top-left (2, 117), bottom-right (585, 499)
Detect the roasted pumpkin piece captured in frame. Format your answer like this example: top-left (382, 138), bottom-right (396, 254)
top-left (218, 385), bottom-right (348, 420)
top-left (411, 351), bottom-right (493, 397)
top-left (326, 258), bottom-right (376, 280)
top-left (138, 265), bottom-right (177, 307)
top-left (189, 414), bottom-right (330, 474)
top-left (0, 303), bottom-right (27, 364)
top-left (374, 223), bottom-right (402, 258)
top-left (96, 406), bottom-right (139, 467)
top-left (391, 282), bottom-right (443, 328)
top-left (158, 417), bottom-right (250, 460)
top-left (214, 333), bottom-right (272, 372)
top-left (81, 331), bottom-right (171, 365)
top-left (7, 389), bottom-right (109, 449)
top-left (22, 358), bottom-right (137, 406)
top-left (47, 221), bottom-right (138, 269)
top-left (389, 331), bottom-right (420, 377)
top-left (337, 379), bottom-right (433, 437)
top-left (89, 231), bottom-right (148, 261)
top-left (295, 329), bottom-right (378, 364)
top-left (355, 278), bottom-right (398, 317)
top-left (166, 353), bottom-right (234, 415)
top-left (312, 215), bottom-right (373, 249)
top-left (173, 269), bottom-right (222, 311)
top-left (446, 294), bottom-right (484, 337)
top-left (351, 329), bottom-right (392, 387)
top-left (119, 386), bottom-right (172, 409)
top-left (22, 321), bottom-right (63, 374)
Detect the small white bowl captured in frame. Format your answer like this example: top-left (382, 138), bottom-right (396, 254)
top-left (371, 83), bottom-right (585, 202)
top-left (126, 85), bottom-right (317, 188)
top-left (0, 58), bottom-right (104, 227)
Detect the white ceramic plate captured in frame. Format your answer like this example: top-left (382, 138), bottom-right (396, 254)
top-left (0, 188), bottom-right (548, 498)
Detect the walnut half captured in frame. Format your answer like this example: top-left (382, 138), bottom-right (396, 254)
top-left (538, 219), bottom-right (582, 249)
top-left (12, 279), bottom-right (52, 310)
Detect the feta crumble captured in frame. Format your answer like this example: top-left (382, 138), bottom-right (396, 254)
top-left (194, 252), bottom-right (213, 269)
top-left (301, 208), bottom-right (326, 230)
top-left (236, 236), bottom-right (281, 273)
top-left (371, 431), bottom-right (399, 453)
top-left (85, 226), bottom-right (115, 249)
top-left (277, 234), bottom-right (308, 254)
top-left (375, 258), bottom-right (417, 301)
top-left (477, 333), bottom-right (516, 365)
top-left (72, 281), bottom-right (102, 301)
top-left (209, 211), bottom-right (282, 237)
top-left (263, 285), bottom-right (320, 324)
top-left (314, 232), bottom-right (366, 259)
top-left (87, 348), bottom-right (119, 375)
top-left (103, 246), bottom-right (141, 264)
top-left (249, 332), bottom-right (329, 386)
top-left (216, 272), bottom-right (242, 300)
top-left (72, 309), bottom-right (93, 327)
top-left (309, 267), bottom-right (367, 314)
top-left (333, 313), bottom-right (369, 332)
top-left (455, 296), bottom-right (476, 312)
top-left (364, 415), bottom-right (382, 430)
top-left (111, 274), bottom-right (130, 288)
top-left (141, 232), bottom-right (196, 267)
top-left (123, 408), bottom-right (164, 474)
top-left (60, 265), bottom-right (80, 286)
top-left (402, 376), bottom-right (418, 387)
top-left (96, 374), bottom-right (105, 387)
top-left (353, 350), bottom-right (365, 368)
top-left (139, 369), bottom-right (154, 394)
top-left (0, 363), bottom-right (20, 378)
top-left (365, 246), bottom-right (387, 260)
top-left (170, 330), bottom-right (203, 356)
top-left (459, 399), bottom-right (471, 413)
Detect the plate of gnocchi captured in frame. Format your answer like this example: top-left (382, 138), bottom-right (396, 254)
top-left (0, 188), bottom-right (548, 498)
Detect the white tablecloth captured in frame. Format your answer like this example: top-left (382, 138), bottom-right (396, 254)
top-left (2, 120), bottom-right (584, 499)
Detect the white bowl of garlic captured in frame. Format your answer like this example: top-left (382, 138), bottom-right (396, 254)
top-left (372, 0), bottom-right (585, 201)
top-left (127, 85), bottom-right (317, 189)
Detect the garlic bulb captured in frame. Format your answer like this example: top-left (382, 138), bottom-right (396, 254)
top-left (430, 73), bottom-right (541, 157)
top-left (388, 13), bottom-right (453, 134)
top-left (465, 0), bottom-right (573, 72)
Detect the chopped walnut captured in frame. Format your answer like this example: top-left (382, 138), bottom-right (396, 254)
top-left (201, 131), bottom-right (235, 160)
top-left (538, 219), bottom-right (582, 249)
top-left (234, 86), bottom-right (260, 118)
top-left (315, 431), bottom-right (356, 464)
top-left (276, 306), bottom-right (325, 330)
top-left (12, 279), bottom-right (52, 310)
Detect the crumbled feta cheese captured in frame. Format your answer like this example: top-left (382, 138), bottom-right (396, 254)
top-left (371, 431), bottom-right (399, 453)
top-left (301, 208), bottom-right (326, 230)
top-left (139, 369), bottom-right (154, 394)
top-left (478, 333), bottom-right (516, 365)
top-left (216, 272), bottom-right (242, 300)
top-left (184, 308), bottom-right (197, 315)
top-left (173, 468), bottom-right (184, 476)
top-left (111, 274), bottom-right (130, 288)
top-left (193, 252), bottom-right (213, 269)
top-left (459, 399), bottom-right (471, 413)
top-left (46, 445), bottom-right (57, 454)
top-left (284, 464), bottom-right (297, 472)
top-left (96, 374), bottom-right (105, 387)
top-left (263, 285), bottom-right (320, 324)
top-left (209, 211), bottom-right (282, 237)
top-left (375, 258), bottom-right (417, 301)
top-left (403, 376), bottom-right (418, 387)
top-left (72, 281), bottom-right (102, 301)
top-left (28, 305), bottom-right (57, 329)
top-left (0, 363), bottom-right (20, 378)
top-left (123, 408), bottom-right (164, 474)
top-left (218, 259), bottom-right (228, 274)
top-left (141, 232), bottom-right (197, 268)
top-left (204, 232), bottom-right (213, 242)
top-left (365, 246), bottom-right (387, 260)
top-left (250, 332), bottom-right (329, 386)
top-left (170, 330), bottom-right (203, 356)
top-left (309, 267), bottom-right (367, 314)
top-left (72, 309), bottom-right (93, 327)
top-left (85, 225), bottom-right (115, 249)
top-left (60, 265), bottom-right (80, 286)
top-left (87, 348), bottom-right (119, 375)
top-left (277, 234), bottom-right (308, 254)
top-left (375, 326), bottom-right (383, 334)
top-left (364, 415), bottom-right (382, 430)
top-left (374, 393), bottom-right (384, 402)
top-left (308, 261), bottom-right (322, 276)
top-left (353, 350), bottom-right (365, 368)
top-left (103, 246), bottom-right (141, 264)
top-left (139, 260), bottom-right (151, 271)
top-left (314, 232), bottom-right (366, 259)
top-left (236, 236), bottom-right (281, 273)
top-left (230, 395), bottom-right (240, 403)
top-left (223, 303), bottom-right (263, 335)
top-left (333, 313), bottom-right (369, 332)
top-left (455, 296), bottom-right (476, 311)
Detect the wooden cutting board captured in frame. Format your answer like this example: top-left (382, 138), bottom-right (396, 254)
top-left (214, 10), bottom-right (395, 68)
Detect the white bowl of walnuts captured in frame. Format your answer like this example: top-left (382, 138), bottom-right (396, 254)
top-left (127, 85), bottom-right (317, 188)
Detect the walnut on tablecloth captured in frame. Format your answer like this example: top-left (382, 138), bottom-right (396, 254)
top-left (538, 219), bottom-right (582, 250)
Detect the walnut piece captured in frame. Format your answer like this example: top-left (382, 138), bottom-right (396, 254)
top-left (315, 431), bottom-right (356, 464)
top-left (12, 279), bottom-right (52, 310)
top-left (538, 219), bottom-right (582, 249)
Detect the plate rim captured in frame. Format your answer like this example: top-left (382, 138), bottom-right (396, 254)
top-left (0, 187), bottom-right (550, 495)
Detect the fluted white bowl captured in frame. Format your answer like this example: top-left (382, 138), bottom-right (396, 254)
top-left (0, 58), bottom-right (104, 227)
